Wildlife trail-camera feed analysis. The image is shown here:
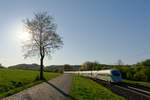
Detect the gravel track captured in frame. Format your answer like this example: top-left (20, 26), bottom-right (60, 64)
top-left (89, 78), bottom-right (150, 100)
top-left (2, 74), bottom-right (73, 100)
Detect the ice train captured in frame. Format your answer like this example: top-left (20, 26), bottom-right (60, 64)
top-left (64, 69), bottom-right (122, 83)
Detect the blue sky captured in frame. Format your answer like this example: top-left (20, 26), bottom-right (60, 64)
top-left (0, 0), bottom-right (150, 67)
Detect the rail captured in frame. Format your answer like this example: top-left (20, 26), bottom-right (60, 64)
top-left (84, 76), bottom-right (150, 100)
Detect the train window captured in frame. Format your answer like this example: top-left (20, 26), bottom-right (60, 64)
top-left (111, 71), bottom-right (120, 76)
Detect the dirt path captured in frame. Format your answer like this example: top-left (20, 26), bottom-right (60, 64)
top-left (2, 74), bottom-right (74, 100)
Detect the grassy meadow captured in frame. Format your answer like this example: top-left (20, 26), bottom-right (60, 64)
top-left (68, 75), bottom-right (125, 100)
top-left (0, 68), bottom-right (61, 99)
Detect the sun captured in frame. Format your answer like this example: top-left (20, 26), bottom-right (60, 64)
top-left (17, 32), bottom-right (31, 43)
top-left (13, 23), bottom-right (32, 44)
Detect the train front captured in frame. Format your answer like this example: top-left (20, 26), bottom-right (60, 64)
top-left (111, 69), bottom-right (122, 83)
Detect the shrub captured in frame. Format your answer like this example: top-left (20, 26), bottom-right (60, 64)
top-left (126, 71), bottom-right (133, 80)
top-left (34, 75), bottom-right (40, 81)
top-left (133, 72), bottom-right (148, 81)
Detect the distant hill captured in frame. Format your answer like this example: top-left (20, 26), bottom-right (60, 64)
top-left (0, 64), bottom-right (5, 68)
top-left (8, 64), bottom-right (41, 70)
top-left (8, 64), bottom-right (81, 72)
top-left (72, 65), bottom-right (81, 71)
top-left (44, 65), bottom-right (63, 72)
top-left (0, 66), bottom-right (4, 68)
top-left (45, 65), bottom-right (81, 72)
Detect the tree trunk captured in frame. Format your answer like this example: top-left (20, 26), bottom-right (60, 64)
top-left (40, 57), bottom-right (44, 80)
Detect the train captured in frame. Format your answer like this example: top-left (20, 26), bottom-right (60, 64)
top-left (64, 69), bottom-right (122, 83)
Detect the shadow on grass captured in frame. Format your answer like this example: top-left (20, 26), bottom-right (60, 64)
top-left (45, 81), bottom-right (76, 100)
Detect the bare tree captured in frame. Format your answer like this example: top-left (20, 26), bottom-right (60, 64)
top-left (23, 12), bottom-right (63, 80)
top-left (117, 59), bottom-right (124, 66)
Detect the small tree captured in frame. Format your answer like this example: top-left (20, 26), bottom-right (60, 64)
top-left (23, 12), bottom-right (63, 80)
top-left (117, 59), bottom-right (124, 66)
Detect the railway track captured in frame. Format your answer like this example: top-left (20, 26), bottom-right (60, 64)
top-left (117, 82), bottom-right (150, 98)
top-left (86, 77), bottom-right (150, 100)
top-left (115, 83), bottom-right (150, 100)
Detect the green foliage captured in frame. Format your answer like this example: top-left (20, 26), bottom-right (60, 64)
top-left (34, 75), bottom-right (40, 81)
top-left (133, 71), bottom-right (148, 81)
top-left (0, 68), bottom-right (60, 98)
top-left (80, 61), bottom-right (102, 71)
top-left (80, 59), bottom-right (150, 82)
top-left (137, 59), bottom-right (150, 66)
top-left (68, 75), bottom-right (125, 100)
top-left (126, 71), bottom-right (133, 80)
top-left (113, 62), bottom-right (150, 82)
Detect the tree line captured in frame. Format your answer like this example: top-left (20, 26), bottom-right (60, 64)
top-left (68, 60), bottom-right (150, 82)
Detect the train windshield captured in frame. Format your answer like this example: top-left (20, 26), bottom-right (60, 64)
top-left (111, 70), bottom-right (120, 76)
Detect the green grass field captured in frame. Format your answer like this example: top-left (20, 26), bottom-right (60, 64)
top-left (68, 75), bottom-right (125, 100)
top-left (0, 68), bottom-right (61, 99)
top-left (123, 79), bottom-right (150, 87)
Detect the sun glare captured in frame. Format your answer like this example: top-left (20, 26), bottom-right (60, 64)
top-left (13, 23), bottom-right (32, 44)
top-left (17, 32), bottom-right (31, 43)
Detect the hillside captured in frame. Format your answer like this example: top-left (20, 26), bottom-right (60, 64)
top-left (8, 64), bottom-right (81, 72)
top-left (0, 68), bottom-right (60, 99)
top-left (0, 64), bottom-right (5, 68)
top-left (45, 65), bottom-right (81, 72)
top-left (8, 64), bottom-right (41, 70)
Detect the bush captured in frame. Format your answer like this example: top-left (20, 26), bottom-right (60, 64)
top-left (126, 71), bottom-right (133, 80)
top-left (10, 81), bottom-right (23, 88)
top-left (133, 71), bottom-right (148, 81)
top-left (34, 75), bottom-right (40, 81)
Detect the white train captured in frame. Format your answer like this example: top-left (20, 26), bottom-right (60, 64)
top-left (64, 69), bottom-right (122, 83)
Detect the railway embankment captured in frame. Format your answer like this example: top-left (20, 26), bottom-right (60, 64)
top-left (68, 75), bottom-right (125, 100)
top-left (88, 77), bottom-right (150, 100)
